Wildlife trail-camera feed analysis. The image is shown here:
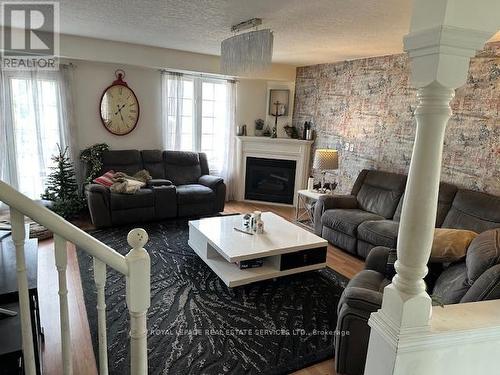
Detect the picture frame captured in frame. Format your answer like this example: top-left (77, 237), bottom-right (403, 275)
top-left (268, 89), bottom-right (290, 116)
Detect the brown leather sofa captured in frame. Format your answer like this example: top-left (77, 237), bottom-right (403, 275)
top-left (314, 169), bottom-right (500, 259)
top-left (85, 150), bottom-right (226, 228)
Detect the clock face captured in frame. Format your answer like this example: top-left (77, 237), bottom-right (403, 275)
top-left (100, 84), bottom-right (139, 135)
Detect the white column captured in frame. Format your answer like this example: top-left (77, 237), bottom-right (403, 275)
top-left (94, 257), bottom-right (109, 375)
top-left (125, 228), bottom-right (151, 375)
top-left (10, 209), bottom-right (36, 375)
top-left (364, 1), bottom-right (499, 374)
top-left (54, 234), bottom-right (73, 375)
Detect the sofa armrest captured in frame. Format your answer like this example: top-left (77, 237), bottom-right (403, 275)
top-left (85, 184), bottom-right (112, 228)
top-left (365, 246), bottom-right (393, 273)
top-left (335, 285), bottom-right (383, 375)
top-left (147, 179), bottom-right (172, 187)
top-left (198, 175), bottom-right (225, 212)
top-left (85, 183), bottom-right (110, 195)
top-left (313, 194), bottom-right (358, 235)
top-left (198, 174), bottom-right (224, 190)
top-left (341, 286), bottom-right (384, 313)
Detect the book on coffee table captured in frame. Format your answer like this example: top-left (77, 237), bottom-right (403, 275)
top-left (237, 258), bottom-right (264, 269)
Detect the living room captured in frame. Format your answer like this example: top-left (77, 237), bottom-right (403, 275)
top-left (0, 1), bottom-right (499, 374)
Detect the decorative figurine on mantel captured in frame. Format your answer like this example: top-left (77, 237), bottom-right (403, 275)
top-left (254, 119), bottom-right (265, 136)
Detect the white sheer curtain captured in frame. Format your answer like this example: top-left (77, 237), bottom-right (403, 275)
top-left (161, 71), bottom-right (238, 200)
top-left (221, 80), bottom-right (237, 201)
top-left (0, 66), bottom-right (77, 204)
top-left (161, 71), bottom-right (185, 150)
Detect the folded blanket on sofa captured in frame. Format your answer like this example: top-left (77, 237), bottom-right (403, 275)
top-left (110, 170), bottom-right (152, 194)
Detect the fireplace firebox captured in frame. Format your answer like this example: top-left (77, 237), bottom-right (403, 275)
top-left (245, 157), bottom-right (296, 204)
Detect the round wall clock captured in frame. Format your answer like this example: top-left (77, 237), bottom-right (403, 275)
top-left (99, 70), bottom-right (140, 136)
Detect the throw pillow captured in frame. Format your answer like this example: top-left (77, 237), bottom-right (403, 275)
top-left (430, 228), bottom-right (478, 263)
top-left (93, 170), bottom-right (115, 187)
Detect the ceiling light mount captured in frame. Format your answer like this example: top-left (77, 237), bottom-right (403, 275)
top-left (231, 18), bottom-right (262, 33)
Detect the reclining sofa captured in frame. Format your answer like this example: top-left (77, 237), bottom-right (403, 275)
top-left (85, 150), bottom-right (226, 228)
top-left (314, 169), bottom-right (500, 259)
top-left (335, 228), bottom-right (500, 375)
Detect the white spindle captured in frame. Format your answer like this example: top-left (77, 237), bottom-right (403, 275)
top-left (93, 257), bottom-right (108, 375)
top-left (1, 182), bottom-right (152, 375)
top-left (54, 234), bottom-right (73, 375)
top-left (125, 229), bottom-right (151, 375)
top-left (10, 209), bottom-right (36, 375)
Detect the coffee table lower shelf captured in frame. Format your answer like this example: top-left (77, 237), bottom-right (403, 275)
top-left (188, 233), bottom-right (327, 288)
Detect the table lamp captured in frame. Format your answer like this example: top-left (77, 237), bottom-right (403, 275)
top-left (313, 149), bottom-right (339, 193)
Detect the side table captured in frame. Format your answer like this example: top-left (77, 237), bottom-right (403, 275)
top-left (294, 189), bottom-right (331, 231)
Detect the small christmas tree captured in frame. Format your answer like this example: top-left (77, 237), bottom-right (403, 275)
top-left (42, 145), bottom-right (85, 219)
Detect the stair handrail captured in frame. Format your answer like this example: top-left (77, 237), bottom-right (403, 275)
top-left (0, 179), bottom-right (150, 375)
top-left (0, 180), bottom-right (127, 274)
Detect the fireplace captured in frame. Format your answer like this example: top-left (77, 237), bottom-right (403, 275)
top-left (245, 157), bottom-right (297, 204)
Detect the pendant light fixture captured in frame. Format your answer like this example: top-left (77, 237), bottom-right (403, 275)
top-left (221, 18), bottom-right (274, 76)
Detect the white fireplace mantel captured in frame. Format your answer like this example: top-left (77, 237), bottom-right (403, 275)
top-left (235, 136), bottom-right (314, 206)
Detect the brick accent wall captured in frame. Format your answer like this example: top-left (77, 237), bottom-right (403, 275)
top-left (293, 42), bottom-right (499, 196)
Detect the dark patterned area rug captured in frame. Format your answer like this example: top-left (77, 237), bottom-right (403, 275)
top-left (77, 220), bottom-right (348, 375)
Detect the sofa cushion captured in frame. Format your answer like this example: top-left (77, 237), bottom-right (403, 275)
top-left (430, 228), bottom-right (478, 263)
top-left (321, 209), bottom-right (384, 237)
top-left (466, 229), bottom-right (500, 284)
top-left (164, 151), bottom-right (202, 185)
top-left (432, 263), bottom-right (469, 304)
top-left (94, 170), bottom-right (115, 187)
top-left (176, 184), bottom-right (215, 204)
top-left (141, 150), bottom-right (166, 179)
top-left (355, 170), bottom-right (406, 218)
top-left (321, 227), bottom-right (358, 255)
top-left (393, 182), bottom-right (458, 226)
top-left (100, 150), bottom-right (143, 176)
top-left (357, 220), bottom-right (399, 248)
top-left (110, 189), bottom-right (154, 210)
top-left (442, 189), bottom-right (500, 233)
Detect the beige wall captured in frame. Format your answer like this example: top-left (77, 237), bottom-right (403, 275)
top-left (62, 34), bottom-right (296, 152)
top-left (72, 61), bottom-right (163, 150)
top-left (72, 61), bottom-right (296, 151)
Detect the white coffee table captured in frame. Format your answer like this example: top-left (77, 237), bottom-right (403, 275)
top-left (188, 212), bottom-right (328, 287)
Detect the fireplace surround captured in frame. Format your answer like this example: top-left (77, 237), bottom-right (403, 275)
top-left (235, 136), bottom-right (313, 206)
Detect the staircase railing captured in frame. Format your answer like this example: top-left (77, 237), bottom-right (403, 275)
top-left (0, 180), bottom-right (151, 375)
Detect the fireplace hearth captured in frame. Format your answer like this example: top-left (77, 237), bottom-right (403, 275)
top-left (245, 157), bottom-right (296, 204)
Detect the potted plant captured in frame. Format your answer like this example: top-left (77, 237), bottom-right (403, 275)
top-left (254, 119), bottom-right (265, 136)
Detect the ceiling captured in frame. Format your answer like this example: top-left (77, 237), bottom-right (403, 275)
top-left (4, 0), bottom-right (500, 66)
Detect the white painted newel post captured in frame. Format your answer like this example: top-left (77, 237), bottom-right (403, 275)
top-left (10, 209), bottom-right (36, 375)
top-left (364, 1), bottom-right (500, 374)
top-left (125, 228), bottom-right (151, 375)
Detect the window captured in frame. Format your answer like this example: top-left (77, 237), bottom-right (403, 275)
top-left (1, 71), bottom-right (65, 199)
top-left (162, 73), bottom-right (231, 174)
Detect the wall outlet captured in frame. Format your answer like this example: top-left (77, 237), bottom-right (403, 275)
top-left (344, 142), bottom-right (350, 151)
top-left (349, 143), bottom-right (354, 152)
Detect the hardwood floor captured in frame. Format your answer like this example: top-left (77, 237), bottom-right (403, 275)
top-left (37, 201), bottom-right (364, 374)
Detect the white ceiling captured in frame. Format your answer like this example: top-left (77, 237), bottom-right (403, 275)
top-left (4, 0), bottom-right (500, 66)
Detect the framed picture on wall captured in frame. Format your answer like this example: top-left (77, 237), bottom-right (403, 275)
top-left (268, 89), bottom-right (290, 116)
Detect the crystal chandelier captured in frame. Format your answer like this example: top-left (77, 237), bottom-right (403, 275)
top-left (221, 18), bottom-right (274, 76)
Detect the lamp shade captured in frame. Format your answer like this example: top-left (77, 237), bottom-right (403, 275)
top-left (313, 149), bottom-right (338, 171)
